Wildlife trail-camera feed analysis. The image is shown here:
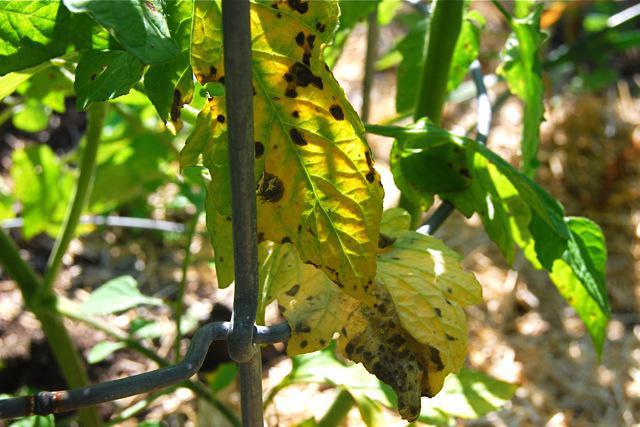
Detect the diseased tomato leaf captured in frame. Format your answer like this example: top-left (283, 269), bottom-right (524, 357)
top-left (368, 121), bottom-right (610, 355)
top-left (183, 0), bottom-right (383, 303)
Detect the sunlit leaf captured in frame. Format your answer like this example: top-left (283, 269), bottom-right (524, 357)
top-left (497, 3), bottom-right (545, 176)
top-left (64, 0), bottom-right (178, 64)
top-left (447, 10), bottom-right (485, 92)
top-left (0, 1), bottom-right (107, 75)
top-left (75, 50), bottom-right (144, 110)
top-left (0, 61), bottom-right (53, 100)
top-left (87, 341), bottom-right (126, 364)
top-left (183, 1), bottom-right (383, 302)
top-left (81, 275), bottom-right (162, 315)
top-left (8, 414), bottom-right (55, 427)
top-left (12, 99), bottom-right (50, 133)
top-left (11, 145), bottom-right (74, 238)
top-left (144, 0), bottom-right (194, 131)
top-left (395, 16), bottom-right (428, 113)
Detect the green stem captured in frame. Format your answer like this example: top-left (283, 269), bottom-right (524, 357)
top-left (491, 0), bottom-right (513, 23)
top-left (317, 389), bottom-right (355, 427)
top-left (402, 0), bottom-right (465, 228)
top-left (173, 210), bottom-right (201, 362)
top-left (0, 232), bottom-right (101, 426)
top-left (43, 103), bottom-right (106, 291)
top-left (360, 8), bottom-right (379, 122)
top-left (414, 0), bottom-right (465, 123)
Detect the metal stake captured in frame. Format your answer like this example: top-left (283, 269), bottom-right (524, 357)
top-left (221, 0), bottom-right (263, 425)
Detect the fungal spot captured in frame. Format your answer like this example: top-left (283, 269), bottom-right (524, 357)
top-left (429, 346), bottom-right (444, 371)
top-left (218, 76), bottom-right (225, 85)
top-left (284, 73), bottom-right (294, 83)
top-left (270, 2), bottom-right (278, 9)
top-left (170, 89), bottom-right (182, 122)
top-left (377, 304), bottom-right (387, 314)
top-left (292, 110), bottom-right (300, 118)
top-left (316, 22), bottom-right (326, 32)
top-left (329, 104), bottom-right (344, 120)
top-left (302, 51), bottom-right (311, 67)
top-left (281, 236), bottom-right (292, 244)
top-left (278, 304), bottom-right (286, 313)
top-left (276, 12), bottom-right (282, 18)
top-left (345, 342), bottom-right (355, 356)
top-left (446, 334), bottom-right (456, 341)
top-left (216, 114), bottom-right (225, 124)
top-left (319, 339), bottom-right (326, 346)
top-left (287, 0), bottom-right (309, 13)
top-left (287, 62), bottom-right (323, 89)
top-left (226, 216), bottom-right (231, 221)
top-left (307, 34), bottom-right (316, 49)
top-left (435, 308), bottom-right (442, 318)
top-left (289, 128), bottom-right (307, 146)
top-left (286, 284), bottom-right (300, 297)
top-left (285, 88), bottom-right (298, 98)
top-left (389, 334), bottom-right (405, 347)
top-left (459, 168), bottom-right (471, 178)
top-left (257, 232), bottom-right (265, 242)
top-left (257, 172), bottom-right (284, 203)
top-left (255, 141), bottom-right (264, 158)
top-left (378, 233), bottom-right (396, 249)
top-left (295, 31), bottom-right (305, 47)
top-left (90, 73), bottom-right (97, 81)
top-left (366, 172), bottom-right (375, 183)
top-left (300, 339), bottom-right (308, 348)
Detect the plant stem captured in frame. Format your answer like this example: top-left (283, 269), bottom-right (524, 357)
top-left (0, 232), bottom-right (101, 426)
top-left (317, 389), bottom-right (355, 427)
top-left (491, 0), bottom-right (513, 24)
top-left (414, 0), bottom-right (465, 124)
top-left (361, 8), bottom-right (379, 122)
top-left (402, 0), bottom-right (465, 227)
top-left (43, 102), bottom-right (106, 291)
top-left (174, 210), bottom-right (201, 362)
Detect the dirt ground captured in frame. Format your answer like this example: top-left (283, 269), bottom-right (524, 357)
top-left (1, 4), bottom-right (640, 427)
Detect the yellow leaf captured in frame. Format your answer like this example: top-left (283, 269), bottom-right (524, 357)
top-left (184, 0), bottom-right (384, 301)
top-left (263, 243), bottom-right (358, 355)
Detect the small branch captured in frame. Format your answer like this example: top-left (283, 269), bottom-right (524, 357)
top-left (0, 229), bottom-right (41, 306)
top-left (361, 9), bottom-right (379, 122)
top-left (43, 102), bottom-right (106, 291)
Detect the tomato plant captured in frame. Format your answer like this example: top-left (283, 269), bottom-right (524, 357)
top-left (0, 0), bottom-right (625, 425)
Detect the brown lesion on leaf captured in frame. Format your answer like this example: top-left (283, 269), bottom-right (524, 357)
top-left (295, 31), bottom-right (305, 46)
top-left (315, 21), bottom-right (326, 33)
top-left (329, 104), bottom-right (344, 120)
top-left (216, 114), bottom-right (226, 124)
top-left (289, 128), bottom-right (307, 146)
top-left (286, 0), bottom-right (309, 14)
top-left (170, 89), bottom-right (182, 123)
top-left (378, 233), bottom-right (396, 249)
top-left (285, 284), bottom-right (300, 296)
top-left (255, 141), bottom-right (265, 158)
top-left (257, 172), bottom-right (284, 203)
top-left (196, 66), bottom-right (218, 84)
top-left (283, 62), bottom-right (323, 99)
top-left (366, 171), bottom-right (375, 183)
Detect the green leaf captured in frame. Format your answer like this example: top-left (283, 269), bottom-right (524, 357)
top-left (497, 3), bottom-right (545, 176)
top-left (63, 0), bottom-right (178, 64)
top-left (420, 368), bottom-right (517, 421)
top-left (11, 144), bottom-right (74, 238)
top-left (377, 0), bottom-right (401, 26)
top-left (0, 1), bottom-right (107, 75)
top-left (447, 10), bottom-right (485, 93)
top-left (352, 393), bottom-right (384, 427)
top-left (12, 99), bottom-right (50, 132)
top-left (20, 67), bottom-right (75, 113)
top-left (547, 217), bottom-right (609, 353)
top-left (74, 50), bottom-right (144, 110)
top-left (395, 17), bottom-right (428, 113)
top-left (338, 0), bottom-right (377, 29)
top-left (209, 363), bottom-right (238, 392)
top-left (0, 61), bottom-right (53, 100)
top-left (9, 414), bottom-right (55, 427)
top-left (81, 275), bottom-right (162, 315)
top-left (87, 341), bottom-right (126, 364)
top-left (143, 0), bottom-right (194, 130)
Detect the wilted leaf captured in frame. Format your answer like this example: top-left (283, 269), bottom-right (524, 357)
top-left (81, 275), bottom-right (162, 315)
top-left (497, 3), bottom-right (545, 176)
top-left (64, 0), bottom-right (178, 64)
top-left (11, 145), bottom-right (74, 238)
top-left (0, 1), bottom-right (107, 75)
top-left (75, 50), bottom-right (144, 110)
top-left (262, 243), bottom-right (358, 355)
top-left (183, 1), bottom-right (383, 302)
top-left (368, 122), bottom-right (610, 354)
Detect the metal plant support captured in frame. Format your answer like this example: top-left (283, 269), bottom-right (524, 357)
top-left (0, 0), bottom-right (491, 420)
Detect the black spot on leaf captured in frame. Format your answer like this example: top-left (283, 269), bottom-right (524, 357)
top-left (378, 233), bottom-right (396, 249)
top-left (285, 284), bottom-right (300, 296)
top-left (329, 104), bottom-right (344, 120)
top-left (255, 141), bottom-right (264, 158)
top-left (315, 22), bottom-right (326, 32)
top-left (216, 114), bottom-right (225, 124)
top-left (288, 62), bottom-right (323, 89)
top-left (302, 51), bottom-right (311, 66)
top-left (289, 128), bottom-right (307, 146)
top-left (281, 236), bottom-right (292, 244)
top-left (366, 172), bottom-right (375, 183)
top-left (300, 339), bottom-right (308, 348)
top-left (285, 88), bottom-right (298, 98)
top-left (292, 110), bottom-right (300, 118)
top-left (295, 31), bottom-right (305, 46)
top-left (287, 0), bottom-right (309, 14)
top-left (307, 34), bottom-right (316, 49)
top-left (170, 89), bottom-right (182, 122)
